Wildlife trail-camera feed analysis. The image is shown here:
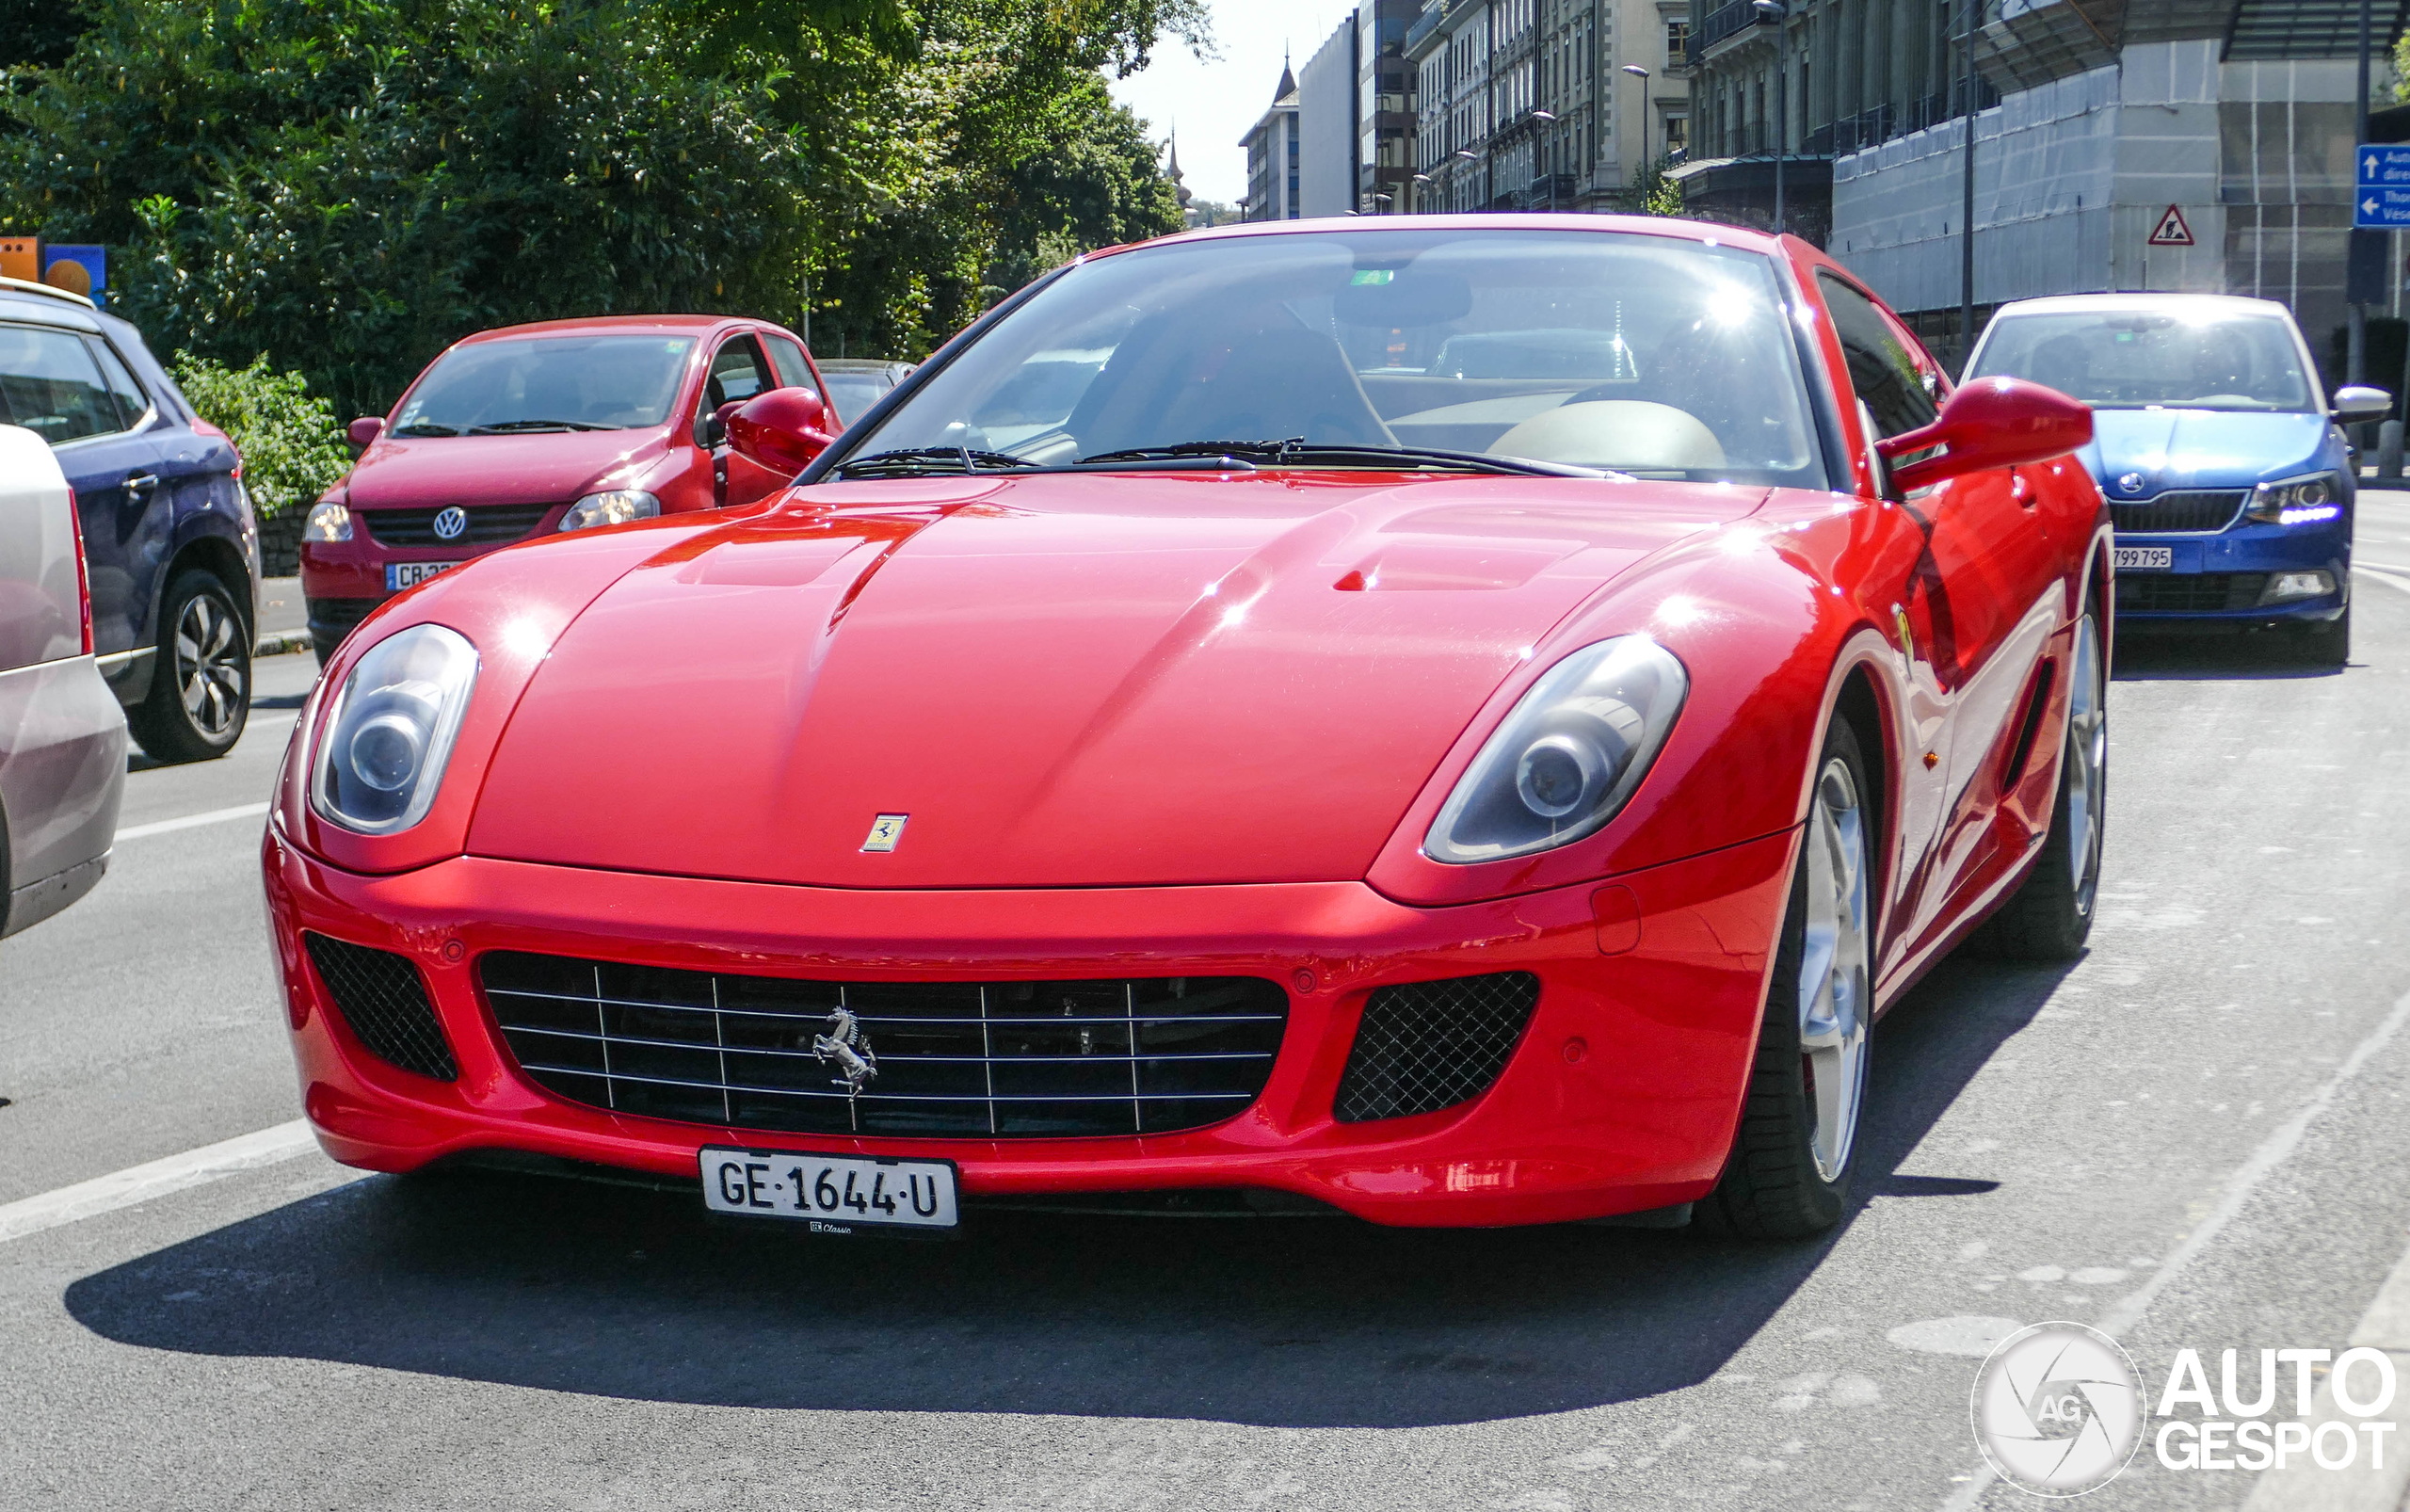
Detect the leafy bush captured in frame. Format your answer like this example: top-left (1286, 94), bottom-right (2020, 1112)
top-left (169, 353), bottom-right (349, 521)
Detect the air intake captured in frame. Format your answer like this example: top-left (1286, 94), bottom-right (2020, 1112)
top-left (302, 933), bottom-right (458, 1081)
top-left (1332, 972), bottom-right (1541, 1123)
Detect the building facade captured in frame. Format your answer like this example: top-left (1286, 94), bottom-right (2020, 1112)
top-left (1240, 62), bottom-right (1304, 220)
top-left (1403, 0), bottom-right (1691, 213)
top-left (1299, 23), bottom-right (1362, 216)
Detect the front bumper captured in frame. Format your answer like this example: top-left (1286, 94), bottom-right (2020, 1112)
top-left (262, 827), bottom-right (1796, 1228)
top-left (2113, 515), bottom-right (2349, 623)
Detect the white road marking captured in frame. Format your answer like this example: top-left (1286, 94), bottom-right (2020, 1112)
top-left (114, 801), bottom-right (270, 842)
top-left (2241, 1233), bottom-right (2410, 1511)
top-left (0, 1119), bottom-right (320, 1245)
top-left (1939, 985), bottom-right (2410, 1509)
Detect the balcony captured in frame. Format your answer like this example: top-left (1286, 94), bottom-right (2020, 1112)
top-left (1689, 0), bottom-right (1773, 66)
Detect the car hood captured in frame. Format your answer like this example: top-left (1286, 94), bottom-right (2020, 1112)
top-left (2078, 409), bottom-right (2332, 496)
top-left (346, 428), bottom-right (670, 508)
top-left (466, 472), bottom-right (1763, 887)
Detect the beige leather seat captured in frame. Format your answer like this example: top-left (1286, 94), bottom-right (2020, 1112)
top-left (1490, 400), bottom-right (1725, 471)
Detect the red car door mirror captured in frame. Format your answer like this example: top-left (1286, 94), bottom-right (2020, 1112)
top-left (1875, 378), bottom-right (2092, 494)
top-left (346, 416), bottom-right (385, 452)
top-left (726, 386), bottom-right (835, 474)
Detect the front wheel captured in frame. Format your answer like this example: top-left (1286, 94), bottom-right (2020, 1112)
top-left (127, 569), bottom-right (251, 764)
top-left (2295, 604), bottom-right (2350, 668)
top-left (1970, 608), bottom-right (2106, 960)
top-left (1700, 716), bottom-right (1874, 1240)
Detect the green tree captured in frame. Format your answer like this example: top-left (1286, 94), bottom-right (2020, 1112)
top-left (1627, 154), bottom-right (1683, 217)
top-left (169, 352), bottom-right (349, 520)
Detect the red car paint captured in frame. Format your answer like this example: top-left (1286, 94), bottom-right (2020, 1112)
top-left (264, 219), bottom-right (2111, 1226)
top-left (300, 314), bottom-right (823, 647)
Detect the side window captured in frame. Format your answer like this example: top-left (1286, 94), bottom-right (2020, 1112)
top-left (87, 338), bottom-right (152, 429)
top-left (1816, 273), bottom-right (1940, 439)
top-left (703, 335), bottom-right (772, 412)
top-left (0, 324), bottom-right (124, 445)
top-left (761, 334), bottom-right (813, 393)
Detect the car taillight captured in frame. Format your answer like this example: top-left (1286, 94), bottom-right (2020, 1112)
top-left (68, 486), bottom-right (93, 656)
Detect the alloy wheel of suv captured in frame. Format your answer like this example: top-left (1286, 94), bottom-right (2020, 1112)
top-left (128, 569), bottom-right (251, 764)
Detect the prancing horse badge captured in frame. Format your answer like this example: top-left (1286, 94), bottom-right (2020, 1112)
top-left (861, 813), bottom-right (908, 852)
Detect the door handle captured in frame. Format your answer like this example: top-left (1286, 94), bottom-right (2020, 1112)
top-left (124, 473), bottom-right (161, 497)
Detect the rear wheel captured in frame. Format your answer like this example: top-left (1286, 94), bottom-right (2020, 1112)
top-left (127, 570), bottom-right (250, 764)
top-left (1701, 716), bottom-right (1873, 1240)
top-left (1970, 609), bottom-right (2106, 960)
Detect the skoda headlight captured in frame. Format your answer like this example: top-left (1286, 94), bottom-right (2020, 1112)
top-left (2244, 471), bottom-right (2341, 524)
top-left (559, 490), bottom-right (660, 532)
top-left (1424, 636), bottom-right (1688, 865)
top-left (311, 624), bottom-right (479, 834)
top-left (303, 500), bottom-right (353, 542)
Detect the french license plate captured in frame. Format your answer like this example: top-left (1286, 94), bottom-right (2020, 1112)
top-left (699, 1147), bottom-right (959, 1233)
top-left (386, 560), bottom-right (462, 591)
top-left (2113, 546), bottom-right (2173, 571)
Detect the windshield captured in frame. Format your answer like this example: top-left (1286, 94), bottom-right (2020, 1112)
top-left (834, 229), bottom-right (1825, 486)
top-left (391, 335), bottom-right (697, 435)
top-left (1969, 310), bottom-right (2316, 412)
top-left (822, 372), bottom-right (896, 426)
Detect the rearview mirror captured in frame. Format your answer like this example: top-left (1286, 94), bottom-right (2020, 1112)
top-left (2332, 385), bottom-right (2392, 425)
top-left (346, 416), bottom-right (385, 452)
top-left (1876, 378), bottom-right (2093, 494)
top-left (726, 386), bottom-right (835, 474)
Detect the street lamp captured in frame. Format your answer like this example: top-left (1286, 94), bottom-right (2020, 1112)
top-left (1752, 0), bottom-right (1788, 234)
top-left (1532, 108), bottom-right (1558, 211)
top-left (1622, 64), bottom-right (1652, 179)
top-left (1454, 147), bottom-right (1481, 211)
top-left (1411, 169), bottom-right (1433, 215)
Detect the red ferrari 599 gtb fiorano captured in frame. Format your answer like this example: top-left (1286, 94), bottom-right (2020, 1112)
top-left (264, 217), bottom-right (2107, 1239)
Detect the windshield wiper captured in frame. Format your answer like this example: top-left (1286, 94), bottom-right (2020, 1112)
top-left (465, 419), bottom-right (619, 434)
top-left (835, 446), bottom-right (1035, 478)
top-left (1078, 440), bottom-right (1609, 478)
top-left (389, 423), bottom-right (458, 438)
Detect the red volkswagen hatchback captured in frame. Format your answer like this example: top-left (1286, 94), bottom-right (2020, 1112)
top-left (299, 314), bottom-right (827, 662)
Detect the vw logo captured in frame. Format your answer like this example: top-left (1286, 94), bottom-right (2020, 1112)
top-left (2115, 473), bottom-right (2145, 495)
top-left (1970, 1322), bottom-right (2145, 1496)
top-left (430, 506), bottom-right (469, 541)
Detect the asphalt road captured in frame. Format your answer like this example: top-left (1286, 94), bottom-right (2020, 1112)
top-left (4, 519), bottom-right (2409, 1511)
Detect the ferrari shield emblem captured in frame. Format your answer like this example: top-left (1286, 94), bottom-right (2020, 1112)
top-left (861, 813), bottom-right (908, 852)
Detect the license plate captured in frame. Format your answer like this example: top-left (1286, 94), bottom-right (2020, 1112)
top-left (386, 560), bottom-right (462, 591)
top-left (2113, 546), bottom-right (2173, 571)
top-left (699, 1147), bottom-right (959, 1233)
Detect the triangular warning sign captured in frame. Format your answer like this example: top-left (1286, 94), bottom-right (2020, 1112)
top-left (2148, 204), bottom-right (2194, 247)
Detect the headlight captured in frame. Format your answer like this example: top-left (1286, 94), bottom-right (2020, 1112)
top-left (1424, 636), bottom-right (1688, 864)
top-left (304, 500), bottom-right (353, 541)
top-left (2244, 472), bottom-right (2342, 524)
top-left (559, 490), bottom-right (660, 531)
top-left (311, 624), bottom-right (479, 834)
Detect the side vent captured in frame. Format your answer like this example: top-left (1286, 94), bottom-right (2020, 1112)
top-left (2000, 660), bottom-right (2057, 788)
top-left (302, 933), bottom-right (459, 1082)
top-left (1333, 972), bottom-right (1541, 1123)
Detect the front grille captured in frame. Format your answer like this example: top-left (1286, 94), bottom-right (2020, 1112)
top-left (363, 503), bottom-right (554, 548)
top-left (303, 933), bottom-right (458, 1081)
top-left (1332, 972), bottom-right (1540, 1123)
top-left (480, 953), bottom-right (1290, 1138)
top-left (2111, 491), bottom-right (2246, 534)
top-left (2117, 571), bottom-right (2268, 613)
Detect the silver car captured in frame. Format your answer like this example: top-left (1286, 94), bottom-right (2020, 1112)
top-left (0, 422), bottom-right (126, 935)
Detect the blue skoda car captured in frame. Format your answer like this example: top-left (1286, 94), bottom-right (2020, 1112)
top-left (1966, 294), bottom-right (2387, 665)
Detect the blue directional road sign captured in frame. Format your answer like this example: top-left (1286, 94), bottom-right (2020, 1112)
top-left (2354, 144), bottom-right (2410, 228)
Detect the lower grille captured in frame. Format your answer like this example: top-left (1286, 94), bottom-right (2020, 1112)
top-left (303, 933), bottom-right (458, 1081)
top-left (2112, 491), bottom-right (2245, 533)
top-left (481, 953), bottom-right (1290, 1138)
top-left (1333, 972), bottom-right (1540, 1123)
top-left (2117, 571), bottom-right (2268, 613)
top-left (364, 503), bottom-right (554, 547)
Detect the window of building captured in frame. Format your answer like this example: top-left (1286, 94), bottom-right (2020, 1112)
top-left (1666, 20), bottom-right (1689, 59)
top-left (1664, 113), bottom-right (1688, 157)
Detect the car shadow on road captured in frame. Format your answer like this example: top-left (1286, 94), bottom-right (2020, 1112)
top-left (61, 957), bottom-right (2070, 1428)
top-left (2112, 628), bottom-right (2340, 682)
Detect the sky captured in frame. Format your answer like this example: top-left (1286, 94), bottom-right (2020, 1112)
top-left (1107, 0), bottom-right (1358, 208)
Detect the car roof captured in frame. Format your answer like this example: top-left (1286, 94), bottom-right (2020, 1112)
top-left (454, 314), bottom-right (767, 344)
top-left (1104, 212), bottom-right (1787, 259)
top-left (815, 359), bottom-right (909, 373)
top-left (0, 280), bottom-right (104, 332)
top-left (1989, 292), bottom-right (2300, 323)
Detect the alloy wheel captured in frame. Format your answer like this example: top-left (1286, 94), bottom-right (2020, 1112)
top-left (176, 591), bottom-right (246, 738)
top-left (1798, 754), bottom-right (1871, 1183)
top-left (2063, 615), bottom-right (2106, 913)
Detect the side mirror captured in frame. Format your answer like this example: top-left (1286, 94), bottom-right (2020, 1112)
top-left (2332, 385), bottom-right (2392, 425)
top-left (725, 386), bottom-right (835, 474)
top-left (346, 416), bottom-right (385, 453)
top-left (1875, 378), bottom-right (2093, 494)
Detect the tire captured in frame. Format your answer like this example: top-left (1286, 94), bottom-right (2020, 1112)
top-left (126, 570), bottom-right (251, 764)
top-left (2296, 604), bottom-right (2350, 668)
top-left (1969, 608), bottom-right (2106, 961)
top-left (1700, 716), bottom-right (1874, 1240)
top-left (313, 632), bottom-right (344, 667)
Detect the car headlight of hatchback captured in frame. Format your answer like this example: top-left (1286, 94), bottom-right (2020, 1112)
top-left (558, 490), bottom-right (660, 532)
top-left (2244, 472), bottom-right (2342, 524)
top-left (311, 624), bottom-right (479, 835)
top-left (1424, 636), bottom-right (1689, 865)
top-left (304, 500), bottom-right (353, 541)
